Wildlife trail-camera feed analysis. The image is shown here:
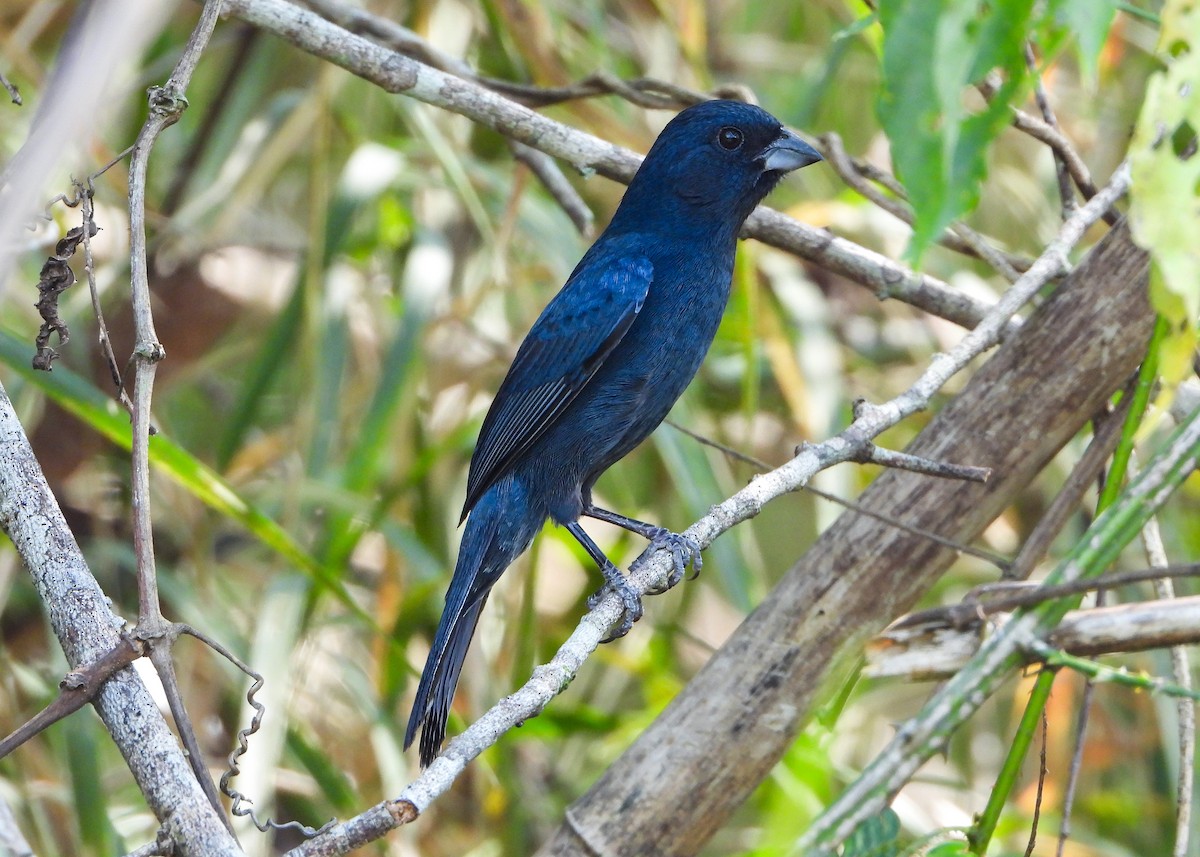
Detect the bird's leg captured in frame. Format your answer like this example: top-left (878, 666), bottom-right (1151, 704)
top-left (565, 521), bottom-right (643, 641)
top-left (583, 505), bottom-right (702, 591)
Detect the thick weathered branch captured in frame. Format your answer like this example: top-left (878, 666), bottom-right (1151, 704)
top-left (533, 220), bottom-right (1151, 856)
top-left (0, 382), bottom-right (242, 857)
top-left (805, 395), bottom-right (1200, 849)
top-left (867, 596), bottom-right (1200, 679)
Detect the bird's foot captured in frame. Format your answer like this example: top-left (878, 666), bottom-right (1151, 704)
top-left (587, 562), bottom-right (643, 643)
top-left (634, 527), bottom-right (702, 594)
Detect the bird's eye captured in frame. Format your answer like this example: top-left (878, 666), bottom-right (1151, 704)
top-left (717, 126), bottom-right (744, 151)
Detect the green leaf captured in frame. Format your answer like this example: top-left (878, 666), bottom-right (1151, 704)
top-left (0, 328), bottom-right (335, 594)
top-left (833, 12), bottom-right (879, 43)
top-left (287, 727), bottom-right (359, 814)
top-left (1130, 0), bottom-right (1200, 389)
top-left (841, 807), bottom-right (902, 857)
top-left (1051, 0), bottom-right (1119, 83)
top-left (876, 0), bottom-right (1037, 262)
top-left (65, 718), bottom-right (118, 855)
top-left (922, 843), bottom-right (972, 857)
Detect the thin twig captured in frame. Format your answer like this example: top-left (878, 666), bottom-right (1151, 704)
top-left (666, 419), bottom-right (1011, 571)
top-left (845, 438), bottom-right (992, 483)
top-left (0, 69), bottom-right (20, 106)
top-left (1056, 671), bottom-right (1092, 857)
top-left (149, 643), bottom-right (236, 837)
top-left (161, 24), bottom-right (261, 217)
top-left (0, 634), bottom-right (144, 759)
top-left (78, 184), bottom-right (136, 417)
top-left (1024, 43), bottom-right (1077, 220)
top-left (820, 130), bottom-right (1028, 280)
top-left (127, 1), bottom-right (224, 632)
top-left (224, 0), bottom-right (1006, 333)
top-left (979, 76), bottom-right (1120, 227)
top-left (891, 563), bottom-right (1200, 631)
top-left (1139, 504), bottom-right (1194, 857)
top-left (125, 0), bottom-right (229, 835)
top-left (510, 140), bottom-right (594, 237)
top-left (1005, 393), bottom-right (1132, 580)
top-left (1023, 707), bottom-right (1048, 857)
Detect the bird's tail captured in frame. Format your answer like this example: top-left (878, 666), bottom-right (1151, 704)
top-left (404, 475), bottom-right (542, 766)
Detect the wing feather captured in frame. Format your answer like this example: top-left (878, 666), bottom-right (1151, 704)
top-left (460, 250), bottom-right (652, 520)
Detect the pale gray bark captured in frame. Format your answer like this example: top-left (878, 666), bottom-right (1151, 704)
top-left (0, 383), bottom-right (243, 857)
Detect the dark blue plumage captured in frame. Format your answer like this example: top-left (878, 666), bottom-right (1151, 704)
top-left (405, 100), bottom-right (821, 766)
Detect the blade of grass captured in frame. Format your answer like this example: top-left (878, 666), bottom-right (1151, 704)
top-left (0, 328), bottom-right (372, 618)
top-left (965, 315), bottom-right (1167, 854)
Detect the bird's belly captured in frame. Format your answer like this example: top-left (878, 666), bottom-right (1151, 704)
top-left (523, 327), bottom-right (712, 523)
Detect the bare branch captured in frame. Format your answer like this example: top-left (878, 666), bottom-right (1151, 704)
top-left (123, 0), bottom-right (234, 837)
top-left (868, 596), bottom-right (1200, 679)
top-left (1024, 43), bottom-right (1077, 220)
top-left (78, 186), bottom-right (137, 417)
top-left (510, 140), bottom-right (594, 237)
top-left (1024, 709), bottom-right (1048, 857)
top-left (1139, 505), bottom-right (1194, 857)
top-left (0, 381), bottom-right (243, 856)
top-left (0, 68), bottom-right (20, 105)
top-left (533, 220), bottom-right (1151, 857)
top-left (1005, 394), bottom-right (1132, 580)
top-left (0, 634), bottom-right (145, 759)
top-left (845, 438), bottom-right (992, 482)
top-left (1057, 668), bottom-right (1096, 857)
top-left (980, 74), bottom-right (1120, 227)
top-left (819, 130), bottom-right (1029, 280)
top-left (222, 0), bottom-right (1003, 332)
top-left (802, 401), bottom-right (1200, 850)
top-left (891, 564), bottom-right (1200, 631)
top-left (127, 0), bottom-right (223, 632)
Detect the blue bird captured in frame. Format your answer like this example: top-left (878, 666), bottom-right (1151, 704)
top-left (405, 100), bottom-right (821, 766)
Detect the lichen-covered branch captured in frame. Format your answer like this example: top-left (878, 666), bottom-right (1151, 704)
top-left (0, 382), bottom-right (242, 857)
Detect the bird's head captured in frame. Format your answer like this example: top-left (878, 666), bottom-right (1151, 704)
top-left (611, 100), bottom-right (822, 238)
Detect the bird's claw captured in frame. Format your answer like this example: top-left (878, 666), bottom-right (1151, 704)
top-left (636, 527), bottom-right (702, 594)
top-left (589, 562), bottom-right (643, 643)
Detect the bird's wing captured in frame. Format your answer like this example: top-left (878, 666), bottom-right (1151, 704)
top-left (460, 250), bottom-right (653, 520)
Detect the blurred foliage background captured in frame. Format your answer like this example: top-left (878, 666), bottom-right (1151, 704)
top-left (0, 1), bottom-right (1195, 856)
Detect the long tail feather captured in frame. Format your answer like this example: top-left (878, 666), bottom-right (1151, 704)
top-left (404, 475), bottom-right (541, 766)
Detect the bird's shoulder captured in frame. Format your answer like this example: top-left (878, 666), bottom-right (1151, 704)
top-left (460, 235), bottom-right (654, 519)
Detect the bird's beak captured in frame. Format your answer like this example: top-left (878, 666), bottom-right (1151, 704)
top-left (762, 129), bottom-right (823, 173)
